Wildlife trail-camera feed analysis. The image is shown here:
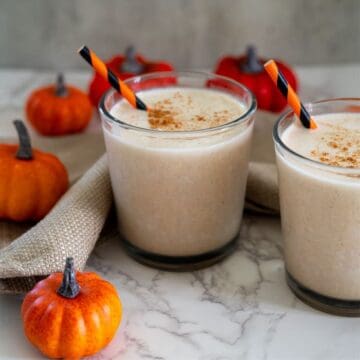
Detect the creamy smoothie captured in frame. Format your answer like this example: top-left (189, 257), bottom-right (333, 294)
top-left (275, 109), bottom-right (360, 302)
top-left (101, 81), bottom-right (255, 266)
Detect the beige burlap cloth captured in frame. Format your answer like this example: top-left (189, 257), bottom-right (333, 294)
top-left (0, 111), bottom-right (278, 294)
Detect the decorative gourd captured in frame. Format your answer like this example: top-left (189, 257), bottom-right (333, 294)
top-left (21, 257), bottom-right (122, 359)
top-left (26, 73), bottom-right (93, 136)
top-left (0, 120), bottom-right (69, 221)
top-left (88, 45), bottom-right (174, 106)
top-left (215, 45), bottom-right (298, 112)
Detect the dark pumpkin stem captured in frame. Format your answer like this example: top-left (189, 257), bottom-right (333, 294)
top-left (57, 257), bottom-right (80, 299)
top-left (241, 45), bottom-right (263, 74)
top-left (13, 120), bottom-right (32, 160)
top-left (55, 73), bottom-right (68, 97)
top-left (120, 45), bottom-right (145, 74)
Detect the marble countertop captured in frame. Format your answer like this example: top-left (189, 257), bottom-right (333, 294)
top-left (0, 65), bottom-right (359, 360)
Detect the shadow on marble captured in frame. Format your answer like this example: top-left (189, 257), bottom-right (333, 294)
top-left (90, 213), bottom-right (323, 316)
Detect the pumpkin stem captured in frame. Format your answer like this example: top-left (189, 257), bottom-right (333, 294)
top-left (120, 45), bottom-right (145, 74)
top-left (13, 120), bottom-right (32, 160)
top-left (241, 45), bottom-right (263, 74)
top-left (57, 257), bottom-right (80, 299)
top-left (55, 73), bottom-right (68, 97)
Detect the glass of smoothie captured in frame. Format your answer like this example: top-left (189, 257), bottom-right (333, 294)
top-left (274, 98), bottom-right (360, 315)
top-left (99, 71), bottom-right (256, 270)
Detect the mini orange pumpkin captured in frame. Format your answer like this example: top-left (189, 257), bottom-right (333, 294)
top-left (0, 120), bottom-right (69, 221)
top-left (22, 257), bottom-right (122, 359)
top-left (26, 73), bottom-right (93, 136)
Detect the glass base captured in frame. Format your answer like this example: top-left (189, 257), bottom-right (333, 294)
top-left (121, 236), bottom-right (238, 271)
top-left (286, 271), bottom-right (360, 317)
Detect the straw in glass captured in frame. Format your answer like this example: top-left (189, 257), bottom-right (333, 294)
top-left (78, 45), bottom-right (147, 111)
top-left (264, 60), bottom-right (317, 129)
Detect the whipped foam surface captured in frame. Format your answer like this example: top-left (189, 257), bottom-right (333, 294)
top-left (282, 113), bottom-right (360, 168)
top-left (109, 87), bottom-right (246, 131)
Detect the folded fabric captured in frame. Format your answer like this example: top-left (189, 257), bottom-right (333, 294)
top-left (246, 110), bottom-right (279, 213)
top-left (246, 162), bottom-right (279, 214)
top-left (0, 155), bottom-right (112, 293)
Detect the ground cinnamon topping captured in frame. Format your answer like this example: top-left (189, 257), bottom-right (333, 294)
top-left (148, 108), bottom-right (182, 130)
top-left (310, 128), bottom-right (360, 168)
top-left (195, 115), bottom-right (206, 122)
top-left (146, 92), bottom-right (241, 131)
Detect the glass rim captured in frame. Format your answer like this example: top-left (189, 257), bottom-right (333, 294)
top-left (99, 70), bottom-right (257, 135)
top-left (273, 97), bottom-right (360, 173)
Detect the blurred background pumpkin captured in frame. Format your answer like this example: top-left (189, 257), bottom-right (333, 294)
top-left (26, 73), bottom-right (93, 136)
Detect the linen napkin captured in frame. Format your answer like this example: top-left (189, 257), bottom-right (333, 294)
top-left (0, 110), bottom-right (278, 293)
top-left (0, 155), bottom-right (112, 293)
top-left (247, 111), bottom-right (279, 213)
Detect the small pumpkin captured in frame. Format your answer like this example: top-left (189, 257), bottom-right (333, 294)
top-left (0, 120), bottom-right (69, 222)
top-left (22, 257), bottom-right (122, 359)
top-left (26, 73), bottom-right (93, 136)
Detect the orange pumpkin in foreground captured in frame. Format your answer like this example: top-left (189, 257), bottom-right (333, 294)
top-left (0, 120), bottom-right (68, 221)
top-left (26, 73), bottom-right (93, 136)
top-left (22, 257), bottom-right (122, 359)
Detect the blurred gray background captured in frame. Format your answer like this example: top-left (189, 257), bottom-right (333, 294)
top-left (0, 0), bottom-right (359, 70)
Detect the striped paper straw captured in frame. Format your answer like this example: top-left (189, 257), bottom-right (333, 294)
top-left (78, 45), bottom-right (147, 111)
top-left (264, 60), bottom-right (317, 129)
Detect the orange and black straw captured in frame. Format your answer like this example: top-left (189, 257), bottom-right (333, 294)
top-left (78, 45), bottom-right (147, 111)
top-left (264, 60), bottom-right (317, 129)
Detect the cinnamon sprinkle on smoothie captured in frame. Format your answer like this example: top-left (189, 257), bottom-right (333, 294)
top-left (309, 124), bottom-right (360, 168)
top-left (110, 88), bottom-right (245, 131)
top-left (148, 108), bottom-right (182, 129)
top-left (284, 114), bottom-right (360, 169)
top-left (123, 88), bottom-right (245, 131)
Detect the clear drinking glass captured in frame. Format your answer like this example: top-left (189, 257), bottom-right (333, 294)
top-left (100, 71), bottom-right (256, 270)
top-left (274, 98), bottom-right (360, 315)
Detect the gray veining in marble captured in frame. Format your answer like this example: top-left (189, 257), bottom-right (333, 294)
top-left (0, 0), bottom-right (359, 71)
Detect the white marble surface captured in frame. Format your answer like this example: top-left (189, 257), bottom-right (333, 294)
top-left (0, 66), bottom-right (359, 359)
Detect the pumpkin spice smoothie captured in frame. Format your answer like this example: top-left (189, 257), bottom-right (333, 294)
top-left (274, 100), bottom-right (360, 315)
top-left (100, 72), bottom-right (256, 269)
